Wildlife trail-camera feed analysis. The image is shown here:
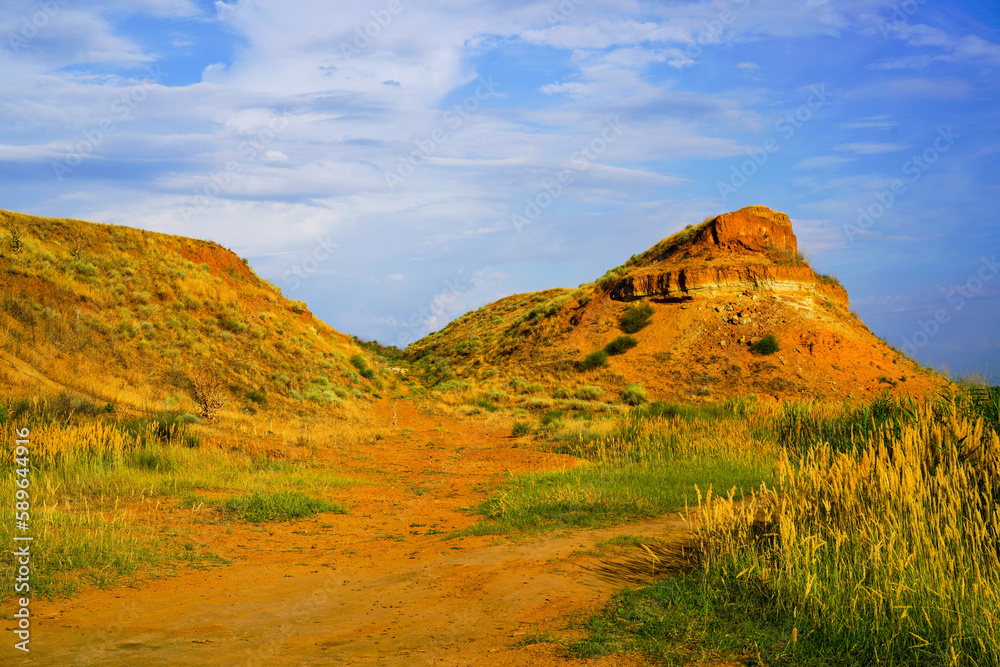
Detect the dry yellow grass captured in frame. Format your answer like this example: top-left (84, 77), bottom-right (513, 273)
top-left (0, 209), bottom-right (383, 416)
top-left (696, 401), bottom-right (1000, 665)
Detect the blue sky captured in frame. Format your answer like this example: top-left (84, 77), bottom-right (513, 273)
top-left (1, 0), bottom-right (998, 377)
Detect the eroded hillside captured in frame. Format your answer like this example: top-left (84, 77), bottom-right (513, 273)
top-left (0, 209), bottom-right (382, 418)
top-left (407, 206), bottom-right (943, 402)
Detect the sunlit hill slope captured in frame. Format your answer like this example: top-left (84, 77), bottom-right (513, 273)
top-left (406, 206), bottom-right (944, 403)
top-left (0, 209), bottom-right (382, 419)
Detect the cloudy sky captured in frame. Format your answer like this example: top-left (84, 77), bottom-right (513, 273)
top-left (2, 0), bottom-right (998, 376)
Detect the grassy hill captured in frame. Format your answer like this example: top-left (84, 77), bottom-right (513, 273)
top-left (406, 206), bottom-right (944, 404)
top-left (0, 209), bottom-right (384, 420)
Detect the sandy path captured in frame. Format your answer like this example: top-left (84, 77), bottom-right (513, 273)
top-left (5, 400), bottom-right (690, 666)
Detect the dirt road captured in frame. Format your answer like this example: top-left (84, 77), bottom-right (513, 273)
top-left (5, 401), bottom-right (690, 666)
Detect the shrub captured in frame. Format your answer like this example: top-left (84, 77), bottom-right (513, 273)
top-left (619, 303), bottom-right (654, 334)
top-left (540, 410), bottom-right (565, 427)
top-left (621, 383), bottom-right (648, 406)
top-left (817, 273), bottom-right (842, 288)
top-left (511, 421), bottom-right (532, 437)
top-left (597, 266), bottom-right (628, 292)
top-left (604, 335), bottom-right (639, 356)
top-left (575, 386), bottom-right (605, 401)
top-left (486, 388), bottom-right (507, 402)
top-left (750, 334), bottom-right (780, 356)
top-left (579, 350), bottom-right (609, 371)
top-left (219, 317), bottom-right (248, 334)
top-left (245, 390), bottom-right (266, 405)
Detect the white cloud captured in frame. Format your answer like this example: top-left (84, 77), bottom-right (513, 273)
top-left (794, 155), bottom-right (855, 169)
top-left (263, 150), bottom-right (289, 164)
top-left (840, 116), bottom-right (897, 130)
top-left (835, 142), bottom-right (908, 155)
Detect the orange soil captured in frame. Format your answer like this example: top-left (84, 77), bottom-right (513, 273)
top-left (3, 399), bottom-right (706, 667)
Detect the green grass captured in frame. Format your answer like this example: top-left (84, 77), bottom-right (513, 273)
top-left (0, 404), bottom-right (355, 601)
top-left (562, 572), bottom-right (846, 665)
top-left (218, 491), bottom-right (345, 522)
top-left (816, 273), bottom-right (842, 289)
top-left (455, 407), bottom-right (774, 537)
top-left (458, 456), bottom-right (767, 536)
top-left (774, 393), bottom-right (917, 453)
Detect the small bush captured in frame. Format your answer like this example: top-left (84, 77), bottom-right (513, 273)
top-left (540, 410), bottom-right (566, 427)
top-left (597, 266), bottom-right (628, 292)
top-left (750, 334), bottom-right (780, 356)
top-left (579, 350), bottom-right (609, 371)
top-left (511, 421), bottom-right (532, 437)
top-left (245, 390), bottom-right (266, 405)
top-left (619, 303), bottom-right (655, 334)
top-left (575, 386), bottom-right (605, 401)
top-left (621, 383), bottom-right (648, 406)
top-left (604, 335), bottom-right (639, 356)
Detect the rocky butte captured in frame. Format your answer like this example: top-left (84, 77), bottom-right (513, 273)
top-left (608, 205), bottom-right (848, 308)
top-left (407, 205), bottom-right (943, 402)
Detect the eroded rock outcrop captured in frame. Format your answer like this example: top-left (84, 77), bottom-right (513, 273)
top-left (608, 205), bottom-right (848, 307)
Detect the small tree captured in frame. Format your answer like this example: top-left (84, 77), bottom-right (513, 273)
top-left (189, 368), bottom-right (227, 421)
top-left (7, 226), bottom-right (22, 253)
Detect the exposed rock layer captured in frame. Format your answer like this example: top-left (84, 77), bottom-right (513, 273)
top-left (609, 205), bottom-right (847, 307)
